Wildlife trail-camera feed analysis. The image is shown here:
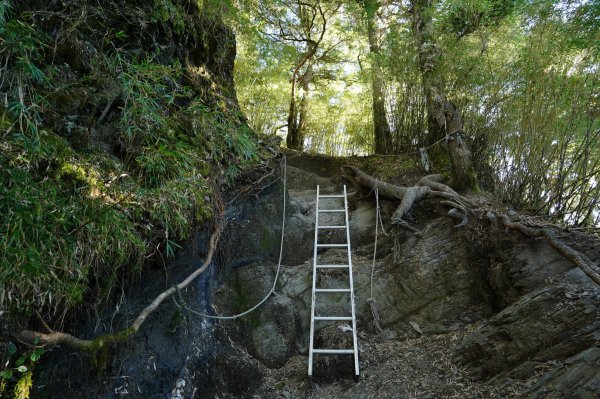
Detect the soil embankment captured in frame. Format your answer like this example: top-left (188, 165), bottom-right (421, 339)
top-left (34, 153), bottom-right (600, 398)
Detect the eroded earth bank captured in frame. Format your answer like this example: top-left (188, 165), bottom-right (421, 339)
top-left (34, 153), bottom-right (599, 398)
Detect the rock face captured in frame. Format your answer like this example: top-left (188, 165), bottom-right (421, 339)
top-left (215, 159), bottom-right (600, 397)
top-left (215, 162), bottom-right (497, 366)
top-left (482, 233), bottom-right (576, 308)
top-left (32, 154), bottom-right (600, 397)
top-left (367, 217), bottom-right (493, 334)
top-left (455, 269), bottom-right (599, 378)
top-left (528, 347), bottom-right (600, 398)
top-left (454, 266), bottom-right (600, 397)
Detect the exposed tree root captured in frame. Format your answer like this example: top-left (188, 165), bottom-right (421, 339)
top-left (341, 165), bottom-right (472, 232)
top-left (489, 213), bottom-right (600, 286)
top-left (342, 165), bottom-right (600, 287)
top-left (16, 223), bottom-right (222, 351)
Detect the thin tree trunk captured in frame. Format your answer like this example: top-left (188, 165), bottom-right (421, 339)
top-left (366, 4), bottom-right (393, 155)
top-left (285, 1), bottom-right (329, 151)
top-left (287, 63), bottom-right (312, 150)
top-left (286, 63), bottom-right (304, 150)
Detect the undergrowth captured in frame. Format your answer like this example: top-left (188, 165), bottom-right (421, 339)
top-left (0, 0), bottom-right (269, 327)
top-left (0, 0), bottom-right (273, 397)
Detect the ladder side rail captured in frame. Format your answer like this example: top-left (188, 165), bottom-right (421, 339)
top-left (308, 185), bottom-right (320, 376)
top-left (344, 185), bottom-right (360, 377)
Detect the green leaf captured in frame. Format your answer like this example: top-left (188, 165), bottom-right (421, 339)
top-left (30, 348), bottom-right (44, 362)
top-left (7, 342), bottom-right (17, 356)
top-left (0, 370), bottom-right (13, 379)
top-left (166, 239), bottom-right (182, 259)
top-left (17, 365), bottom-right (27, 373)
top-left (15, 356), bottom-right (26, 367)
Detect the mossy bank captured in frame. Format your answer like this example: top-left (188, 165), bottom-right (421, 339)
top-left (0, 0), bottom-right (274, 394)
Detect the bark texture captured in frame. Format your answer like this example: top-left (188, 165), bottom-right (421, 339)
top-left (409, 0), bottom-right (477, 190)
top-left (366, 2), bottom-right (393, 155)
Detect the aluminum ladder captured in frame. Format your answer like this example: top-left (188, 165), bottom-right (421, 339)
top-left (308, 185), bottom-right (359, 380)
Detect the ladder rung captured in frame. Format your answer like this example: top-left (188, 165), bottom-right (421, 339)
top-left (315, 288), bottom-right (351, 293)
top-left (312, 349), bottom-right (354, 354)
top-left (314, 316), bottom-right (352, 321)
top-left (316, 264), bottom-right (349, 269)
top-left (310, 185), bottom-right (359, 378)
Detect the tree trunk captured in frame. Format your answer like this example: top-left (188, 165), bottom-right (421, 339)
top-left (286, 73), bottom-right (302, 150)
top-left (285, 1), bottom-right (330, 151)
top-left (410, 0), bottom-right (478, 190)
top-left (286, 63), bottom-right (311, 150)
top-left (366, 4), bottom-right (393, 155)
top-left (286, 98), bottom-right (301, 150)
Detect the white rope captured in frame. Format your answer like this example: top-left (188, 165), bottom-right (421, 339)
top-left (368, 186), bottom-right (384, 334)
top-left (174, 155), bottom-right (288, 320)
top-left (370, 186), bottom-right (380, 298)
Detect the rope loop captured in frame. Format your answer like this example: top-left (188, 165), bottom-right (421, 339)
top-left (174, 155), bottom-right (288, 320)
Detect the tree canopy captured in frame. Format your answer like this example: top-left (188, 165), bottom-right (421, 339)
top-left (233, 0), bottom-right (599, 226)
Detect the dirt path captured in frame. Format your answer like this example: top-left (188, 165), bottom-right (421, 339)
top-left (256, 323), bottom-right (530, 399)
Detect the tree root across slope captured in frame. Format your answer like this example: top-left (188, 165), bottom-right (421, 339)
top-left (341, 165), bottom-right (600, 286)
top-left (14, 157), bottom-right (284, 352)
top-left (341, 165), bottom-right (473, 234)
top-left (16, 227), bottom-right (221, 351)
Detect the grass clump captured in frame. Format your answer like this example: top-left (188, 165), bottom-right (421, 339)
top-left (0, 0), bottom-right (273, 333)
top-left (0, 134), bottom-right (145, 316)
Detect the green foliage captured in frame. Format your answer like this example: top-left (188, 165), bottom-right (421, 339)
top-left (0, 93), bottom-right (260, 317)
top-left (0, 341), bottom-right (44, 398)
top-left (446, 0), bottom-right (600, 224)
top-left (443, 0), bottom-right (519, 37)
top-left (0, 0), bottom-right (10, 26)
top-left (0, 13), bottom-right (51, 138)
top-left (118, 59), bottom-right (185, 144)
top-left (0, 133), bottom-right (146, 314)
top-left (235, 0), bottom-right (598, 224)
top-left (0, 0), bottom-right (271, 326)
top-left (135, 142), bottom-right (197, 187)
top-left (152, 0), bottom-right (187, 34)
top-left (234, 0), bottom-right (370, 153)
